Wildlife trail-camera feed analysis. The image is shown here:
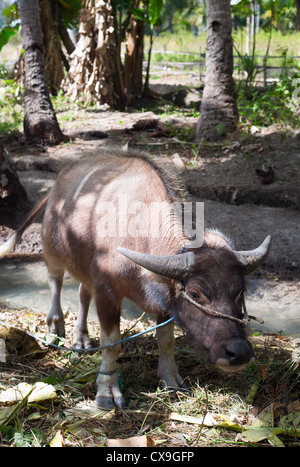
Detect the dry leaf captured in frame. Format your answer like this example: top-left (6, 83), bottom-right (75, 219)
top-left (288, 400), bottom-right (300, 413)
top-left (251, 403), bottom-right (275, 428)
top-left (261, 364), bottom-right (269, 380)
top-left (106, 435), bottom-right (154, 447)
top-left (169, 411), bottom-right (219, 426)
top-left (0, 382), bottom-right (57, 405)
top-left (242, 426), bottom-right (284, 447)
top-left (50, 430), bottom-right (64, 447)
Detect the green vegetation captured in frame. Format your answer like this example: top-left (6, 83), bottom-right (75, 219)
top-left (237, 71), bottom-right (300, 127)
top-left (0, 75), bottom-right (23, 139)
top-left (147, 27), bottom-right (300, 59)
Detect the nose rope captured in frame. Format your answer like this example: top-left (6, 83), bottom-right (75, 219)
top-left (176, 283), bottom-right (264, 327)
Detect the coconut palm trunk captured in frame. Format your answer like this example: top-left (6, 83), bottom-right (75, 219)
top-left (123, 0), bottom-right (145, 106)
top-left (195, 0), bottom-right (238, 141)
top-left (19, 0), bottom-right (63, 145)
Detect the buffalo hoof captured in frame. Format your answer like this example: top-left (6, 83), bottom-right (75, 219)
top-left (96, 395), bottom-right (126, 411)
top-left (47, 316), bottom-right (65, 338)
top-left (158, 373), bottom-right (190, 393)
top-left (73, 329), bottom-right (93, 350)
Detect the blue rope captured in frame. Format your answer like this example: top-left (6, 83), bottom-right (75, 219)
top-left (178, 245), bottom-right (192, 254)
top-left (0, 316), bottom-right (175, 353)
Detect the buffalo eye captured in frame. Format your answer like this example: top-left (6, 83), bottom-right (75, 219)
top-left (187, 289), bottom-right (210, 305)
top-left (189, 291), bottom-right (200, 301)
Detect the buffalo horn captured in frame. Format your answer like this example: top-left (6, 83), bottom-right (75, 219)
top-left (234, 235), bottom-right (271, 275)
top-left (117, 247), bottom-right (194, 279)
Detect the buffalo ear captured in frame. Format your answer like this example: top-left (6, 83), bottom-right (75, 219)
top-left (234, 235), bottom-right (271, 275)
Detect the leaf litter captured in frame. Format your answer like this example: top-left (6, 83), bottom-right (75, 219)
top-left (0, 305), bottom-right (299, 447)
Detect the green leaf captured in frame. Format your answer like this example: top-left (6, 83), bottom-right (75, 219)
top-left (2, 2), bottom-right (18, 18)
top-left (243, 426), bottom-right (284, 446)
top-left (0, 405), bottom-right (17, 427)
top-left (0, 26), bottom-right (17, 52)
top-left (58, 0), bottom-right (81, 28)
top-left (148, 0), bottom-right (163, 26)
top-left (132, 7), bottom-right (146, 22)
top-left (279, 411), bottom-right (300, 436)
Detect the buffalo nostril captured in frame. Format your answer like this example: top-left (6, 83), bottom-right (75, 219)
top-left (224, 340), bottom-right (254, 366)
top-left (225, 347), bottom-right (236, 360)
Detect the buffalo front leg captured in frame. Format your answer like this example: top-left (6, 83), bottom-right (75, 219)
top-left (96, 325), bottom-right (126, 410)
top-left (95, 292), bottom-right (125, 410)
top-left (46, 271), bottom-right (65, 337)
top-left (156, 314), bottom-right (186, 390)
top-left (73, 283), bottom-right (92, 350)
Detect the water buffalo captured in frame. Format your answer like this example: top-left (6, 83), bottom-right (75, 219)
top-left (0, 149), bottom-right (271, 409)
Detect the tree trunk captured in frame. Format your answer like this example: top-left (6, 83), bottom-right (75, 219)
top-left (296, 0), bottom-right (300, 31)
top-left (0, 145), bottom-right (31, 229)
top-left (39, 0), bottom-right (65, 95)
top-left (19, 0), bottom-right (64, 145)
top-left (123, 1), bottom-right (145, 106)
top-left (195, 0), bottom-right (238, 142)
top-left (63, 0), bottom-right (125, 109)
top-left (246, 14), bottom-right (251, 55)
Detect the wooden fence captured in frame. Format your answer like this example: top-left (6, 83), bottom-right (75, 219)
top-left (146, 49), bottom-right (300, 84)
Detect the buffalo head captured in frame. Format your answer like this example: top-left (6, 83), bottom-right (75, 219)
top-left (117, 234), bottom-right (271, 372)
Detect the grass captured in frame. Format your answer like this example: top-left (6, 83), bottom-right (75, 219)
top-left (147, 27), bottom-right (300, 59)
top-left (0, 78), bottom-right (23, 140)
top-left (0, 307), bottom-right (299, 447)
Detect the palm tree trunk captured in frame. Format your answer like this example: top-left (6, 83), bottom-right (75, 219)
top-left (296, 0), bottom-right (300, 30)
top-left (123, 0), bottom-right (144, 106)
top-left (195, 0), bottom-right (238, 142)
top-left (19, 0), bottom-right (63, 145)
top-left (39, 0), bottom-right (65, 95)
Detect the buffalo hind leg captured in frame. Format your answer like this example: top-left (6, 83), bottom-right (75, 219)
top-left (95, 292), bottom-right (125, 410)
top-left (156, 313), bottom-right (187, 390)
top-left (46, 270), bottom-right (65, 337)
top-left (73, 283), bottom-right (92, 350)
